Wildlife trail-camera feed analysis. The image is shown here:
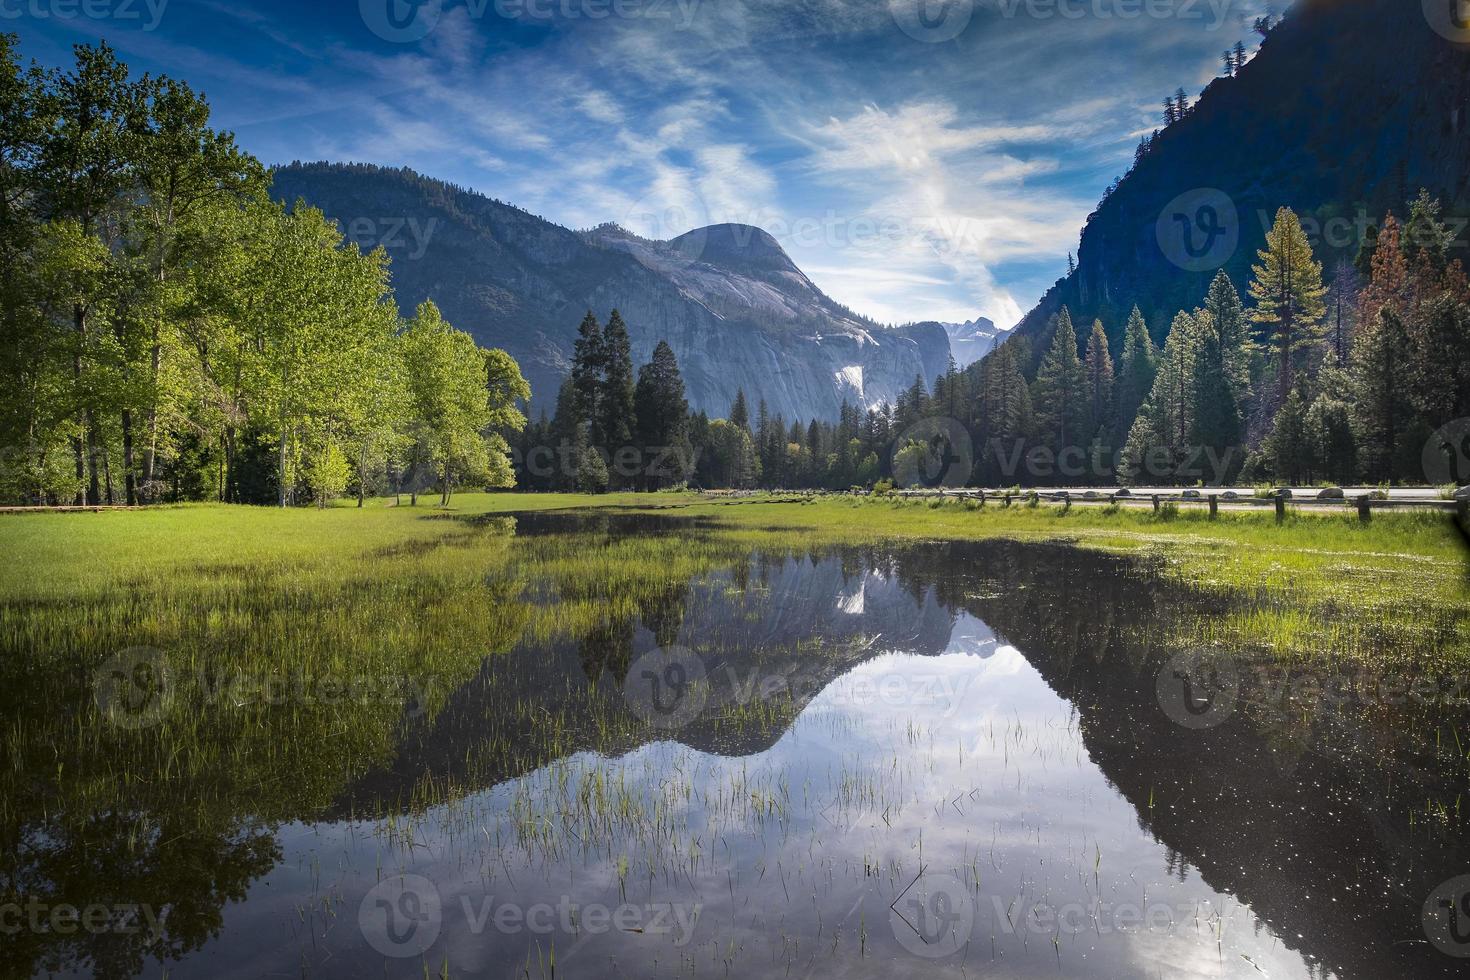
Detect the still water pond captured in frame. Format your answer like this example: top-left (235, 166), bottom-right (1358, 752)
top-left (5, 513), bottom-right (1470, 978)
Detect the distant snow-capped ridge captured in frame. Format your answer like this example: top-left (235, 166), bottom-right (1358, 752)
top-left (939, 317), bottom-right (1012, 368)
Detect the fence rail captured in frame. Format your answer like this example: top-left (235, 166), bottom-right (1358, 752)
top-left (888, 488), bottom-right (1466, 523)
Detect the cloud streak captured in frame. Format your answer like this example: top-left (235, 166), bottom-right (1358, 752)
top-left (13, 0), bottom-right (1275, 328)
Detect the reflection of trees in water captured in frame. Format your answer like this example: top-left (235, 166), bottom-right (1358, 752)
top-left (959, 549), bottom-right (1470, 980)
top-left (6, 515), bottom-right (1467, 978)
top-left (2, 811), bottom-right (279, 980)
top-left (0, 524), bottom-right (529, 979)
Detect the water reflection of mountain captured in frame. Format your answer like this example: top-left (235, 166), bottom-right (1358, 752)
top-left (8, 518), bottom-right (1468, 979)
top-left (361, 530), bottom-right (1470, 979)
top-left (335, 548), bottom-right (971, 807)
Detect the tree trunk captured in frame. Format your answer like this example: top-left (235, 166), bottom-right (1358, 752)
top-left (142, 324), bottom-right (161, 486)
top-left (71, 305), bottom-right (87, 505)
top-left (71, 432), bottom-right (85, 506)
top-left (144, 197), bottom-right (174, 488)
top-left (223, 425), bottom-right (236, 503)
top-left (122, 408), bottom-right (137, 505)
top-left (85, 410), bottom-right (101, 505)
top-left (102, 442), bottom-right (114, 505)
top-left (277, 425), bottom-right (288, 508)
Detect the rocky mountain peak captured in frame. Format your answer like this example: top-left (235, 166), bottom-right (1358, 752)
top-left (674, 223), bottom-right (802, 275)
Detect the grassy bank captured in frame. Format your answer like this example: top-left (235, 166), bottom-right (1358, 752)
top-left (1, 491), bottom-right (1466, 664)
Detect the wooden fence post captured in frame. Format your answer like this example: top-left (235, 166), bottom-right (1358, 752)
top-left (1151, 495), bottom-right (1160, 513)
top-left (1275, 495), bottom-right (1286, 523)
top-left (1357, 496), bottom-right (1372, 523)
top-left (1208, 495), bottom-right (1218, 519)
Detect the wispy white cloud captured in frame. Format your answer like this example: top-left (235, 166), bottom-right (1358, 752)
top-left (16, 0), bottom-right (1271, 327)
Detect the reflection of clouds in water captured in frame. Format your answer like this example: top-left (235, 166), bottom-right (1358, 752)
top-left (945, 610), bottom-right (998, 659)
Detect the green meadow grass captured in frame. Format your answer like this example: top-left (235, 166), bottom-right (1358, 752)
top-left (1, 490), bottom-right (1466, 976)
top-left (2, 491), bottom-right (1465, 667)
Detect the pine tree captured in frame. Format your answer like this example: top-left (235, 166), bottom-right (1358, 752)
top-left (597, 310), bottom-right (636, 481)
top-left (1358, 215), bottom-right (1408, 340)
top-left (1121, 312), bottom-right (1200, 483)
top-left (1115, 306), bottom-right (1158, 441)
top-left (633, 340), bottom-right (691, 490)
top-left (1031, 309), bottom-right (1088, 452)
top-left (1324, 261), bottom-right (1360, 364)
top-left (730, 389), bottom-right (750, 433)
top-left (1248, 207), bottom-right (1326, 403)
top-left (1405, 189), bottom-right (1454, 274)
top-left (547, 379), bottom-right (582, 491)
top-left (570, 311), bottom-right (603, 430)
top-left (1190, 309), bottom-right (1242, 461)
top-left (1405, 293), bottom-right (1470, 425)
top-left (900, 374), bottom-right (929, 431)
top-left (1263, 386), bottom-right (1309, 484)
top-left (1354, 222), bottom-right (1380, 278)
top-left (983, 344), bottom-right (1033, 441)
top-left (1305, 389), bottom-right (1356, 485)
top-left (1203, 271), bottom-right (1253, 409)
top-left (1351, 306), bottom-right (1414, 481)
top-left (1083, 320), bottom-right (1114, 443)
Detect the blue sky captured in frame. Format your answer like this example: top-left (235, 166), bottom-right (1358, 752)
top-left (10, 0), bottom-right (1270, 327)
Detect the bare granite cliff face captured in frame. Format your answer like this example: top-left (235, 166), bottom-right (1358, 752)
top-left (272, 165), bottom-right (950, 421)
